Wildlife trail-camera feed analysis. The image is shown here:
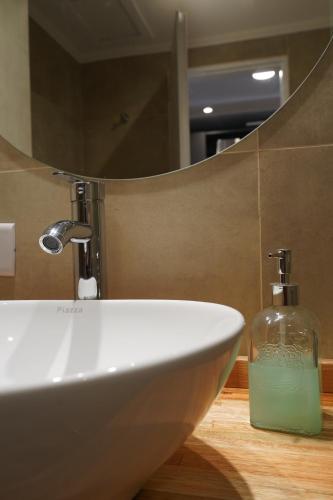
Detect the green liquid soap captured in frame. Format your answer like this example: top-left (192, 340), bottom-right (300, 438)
top-left (249, 353), bottom-right (322, 435)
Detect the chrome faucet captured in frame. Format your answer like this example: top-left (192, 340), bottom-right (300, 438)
top-left (39, 172), bottom-right (105, 300)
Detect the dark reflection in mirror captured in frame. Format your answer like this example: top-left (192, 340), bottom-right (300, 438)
top-left (189, 60), bottom-right (287, 163)
top-left (26, 0), bottom-right (333, 179)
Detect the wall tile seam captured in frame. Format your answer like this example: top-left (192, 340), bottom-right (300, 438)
top-left (1, 140), bottom-right (332, 178)
top-left (257, 143), bottom-right (333, 153)
top-left (0, 166), bottom-right (51, 175)
top-left (221, 149), bottom-right (257, 155)
top-left (210, 140), bottom-right (333, 158)
top-left (256, 132), bottom-right (263, 312)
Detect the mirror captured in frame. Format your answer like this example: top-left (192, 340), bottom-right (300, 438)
top-left (6, 1), bottom-right (333, 178)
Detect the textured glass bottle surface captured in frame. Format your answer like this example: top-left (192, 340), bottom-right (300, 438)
top-left (249, 306), bottom-right (322, 435)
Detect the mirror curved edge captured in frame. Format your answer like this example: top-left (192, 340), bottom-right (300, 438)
top-left (0, 31), bottom-right (331, 188)
top-left (1, 1), bottom-right (333, 181)
top-left (0, 33), bottom-right (332, 185)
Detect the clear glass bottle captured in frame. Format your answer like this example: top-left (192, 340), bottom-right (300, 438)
top-left (248, 249), bottom-right (322, 435)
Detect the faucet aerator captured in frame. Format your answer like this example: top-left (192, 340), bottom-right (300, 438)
top-left (39, 235), bottom-right (63, 254)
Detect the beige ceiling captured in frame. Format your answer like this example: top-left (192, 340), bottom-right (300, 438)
top-left (29, 0), bottom-right (331, 62)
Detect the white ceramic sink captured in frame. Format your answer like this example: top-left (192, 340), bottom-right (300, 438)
top-left (0, 299), bottom-right (244, 500)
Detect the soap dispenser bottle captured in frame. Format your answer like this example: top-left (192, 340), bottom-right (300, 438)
top-left (248, 249), bottom-right (322, 435)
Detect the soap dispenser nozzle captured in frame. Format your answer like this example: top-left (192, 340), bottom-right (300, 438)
top-left (268, 249), bottom-right (291, 284)
top-left (269, 249), bottom-right (298, 306)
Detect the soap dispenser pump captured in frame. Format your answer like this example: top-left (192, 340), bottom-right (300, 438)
top-left (248, 249), bottom-right (322, 435)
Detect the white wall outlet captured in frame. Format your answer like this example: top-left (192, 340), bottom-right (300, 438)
top-left (0, 223), bottom-right (16, 276)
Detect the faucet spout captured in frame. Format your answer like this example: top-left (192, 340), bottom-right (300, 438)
top-left (39, 220), bottom-right (92, 255)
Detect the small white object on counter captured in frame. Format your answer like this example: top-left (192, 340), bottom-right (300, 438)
top-left (0, 223), bottom-right (15, 276)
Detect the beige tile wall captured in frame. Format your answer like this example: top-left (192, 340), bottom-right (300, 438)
top-left (259, 43), bottom-right (333, 149)
top-left (256, 41), bottom-right (333, 357)
top-left (0, 137), bottom-right (73, 299)
top-left (104, 149), bottom-right (260, 312)
top-left (260, 146), bottom-right (333, 356)
top-left (0, 0), bottom-right (32, 156)
top-left (0, 35), bottom-right (332, 357)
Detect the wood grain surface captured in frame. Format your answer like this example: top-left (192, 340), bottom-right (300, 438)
top-left (137, 389), bottom-right (333, 499)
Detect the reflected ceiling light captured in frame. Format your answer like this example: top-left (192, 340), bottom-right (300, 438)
top-left (203, 106), bottom-right (213, 114)
top-left (252, 70), bottom-right (276, 81)
top-left (279, 70), bottom-right (284, 79)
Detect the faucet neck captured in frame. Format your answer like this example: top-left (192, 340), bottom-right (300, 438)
top-left (71, 180), bottom-right (106, 300)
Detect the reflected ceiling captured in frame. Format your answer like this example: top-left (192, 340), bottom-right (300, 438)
top-left (30, 0), bottom-right (331, 62)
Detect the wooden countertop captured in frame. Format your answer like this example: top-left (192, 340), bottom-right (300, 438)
top-left (137, 389), bottom-right (333, 499)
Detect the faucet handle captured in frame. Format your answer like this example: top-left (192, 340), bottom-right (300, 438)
top-left (52, 170), bottom-right (85, 183)
top-left (53, 170), bottom-right (105, 201)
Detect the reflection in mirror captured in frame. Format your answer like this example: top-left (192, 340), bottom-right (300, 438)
top-left (8, 1), bottom-right (333, 178)
top-left (189, 58), bottom-right (288, 162)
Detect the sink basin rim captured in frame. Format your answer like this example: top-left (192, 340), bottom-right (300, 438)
top-left (0, 299), bottom-right (244, 396)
